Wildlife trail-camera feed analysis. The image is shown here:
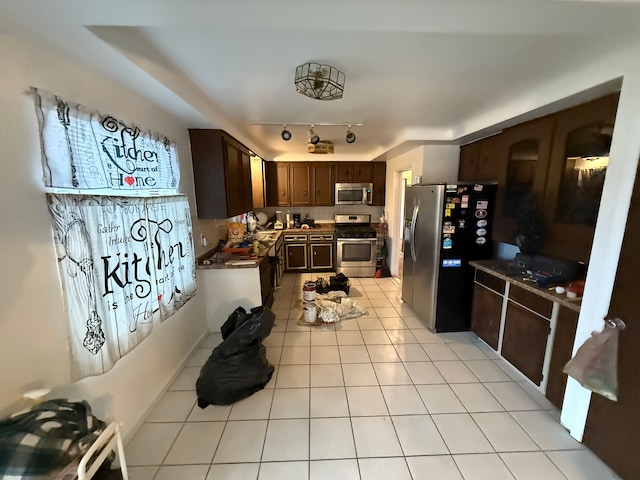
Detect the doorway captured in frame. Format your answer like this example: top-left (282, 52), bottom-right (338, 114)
top-left (396, 169), bottom-right (413, 279)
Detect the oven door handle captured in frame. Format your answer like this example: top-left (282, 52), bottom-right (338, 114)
top-left (410, 205), bottom-right (419, 262)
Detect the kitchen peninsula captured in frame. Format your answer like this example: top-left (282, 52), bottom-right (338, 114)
top-left (469, 259), bottom-right (581, 409)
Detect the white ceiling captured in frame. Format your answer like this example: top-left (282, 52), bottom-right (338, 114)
top-left (2, 0), bottom-right (640, 161)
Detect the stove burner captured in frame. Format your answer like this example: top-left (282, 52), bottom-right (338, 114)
top-left (335, 226), bottom-right (377, 239)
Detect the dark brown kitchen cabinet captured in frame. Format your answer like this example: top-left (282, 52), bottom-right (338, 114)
top-left (541, 93), bottom-right (619, 262)
top-left (259, 257), bottom-right (273, 308)
top-left (189, 129), bottom-right (253, 218)
top-left (545, 306), bottom-right (579, 409)
top-left (310, 243), bottom-right (333, 269)
top-left (471, 272), bottom-right (505, 350)
top-left (458, 142), bottom-right (481, 182)
top-left (266, 162), bottom-right (290, 206)
top-left (353, 163), bottom-right (373, 183)
top-left (285, 243), bottom-right (307, 270)
top-left (493, 116), bottom-right (555, 243)
top-left (336, 162), bottom-right (373, 182)
top-left (335, 163), bottom-right (354, 182)
top-left (312, 163), bottom-right (334, 206)
top-left (289, 163), bottom-right (311, 206)
top-left (501, 296), bottom-right (551, 386)
top-left (372, 162), bottom-right (387, 206)
top-left (458, 135), bottom-right (503, 182)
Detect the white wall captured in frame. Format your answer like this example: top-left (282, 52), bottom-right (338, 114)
top-left (0, 32), bottom-right (208, 439)
top-left (384, 145), bottom-right (459, 275)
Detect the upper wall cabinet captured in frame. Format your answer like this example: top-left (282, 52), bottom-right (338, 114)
top-left (264, 161), bottom-right (386, 207)
top-left (494, 116), bottom-right (555, 243)
top-left (458, 135), bottom-right (503, 182)
top-left (371, 162), bottom-right (387, 206)
top-left (189, 129), bottom-right (253, 218)
top-left (336, 162), bottom-right (373, 183)
top-left (312, 162), bottom-right (334, 206)
top-left (541, 93), bottom-right (618, 261)
top-left (266, 162), bottom-right (290, 206)
top-left (289, 162), bottom-right (312, 206)
top-left (459, 93), bottom-right (619, 262)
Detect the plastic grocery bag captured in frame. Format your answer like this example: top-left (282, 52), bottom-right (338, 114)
top-left (563, 318), bottom-right (624, 401)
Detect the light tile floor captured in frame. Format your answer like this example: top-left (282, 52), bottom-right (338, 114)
top-left (125, 273), bottom-right (621, 480)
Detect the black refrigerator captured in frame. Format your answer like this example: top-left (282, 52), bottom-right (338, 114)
top-left (401, 182), bottom-right (497, 332)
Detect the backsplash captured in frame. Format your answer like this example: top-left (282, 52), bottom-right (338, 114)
top-left (256, 205), bottom-right (385, 223)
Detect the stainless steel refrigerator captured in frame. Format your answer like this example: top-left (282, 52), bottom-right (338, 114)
top-left (401, 183), bottom-right (496, 332)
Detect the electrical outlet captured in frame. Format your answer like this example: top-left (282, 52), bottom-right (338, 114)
top-left (200, 234), bottom-right (207, 247)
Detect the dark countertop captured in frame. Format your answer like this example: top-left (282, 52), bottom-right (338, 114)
top-left (281, 223), bottom-right (336, 233)
top-left (470, 259), bottom-right (582, 313)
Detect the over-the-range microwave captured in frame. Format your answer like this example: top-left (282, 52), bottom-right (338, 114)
top-left (335, 182), bottom-right (373, 205)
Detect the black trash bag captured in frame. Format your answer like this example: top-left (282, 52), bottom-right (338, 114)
top-left (220, 306), bottom-right (252, 340)
top-left (196, 306), bottom-right (275, 407)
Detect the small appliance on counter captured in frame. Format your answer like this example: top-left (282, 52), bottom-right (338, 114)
top-left (274, 210), bottom-right (284, 230)
top-left (293, 213), bottom-right (301, 228)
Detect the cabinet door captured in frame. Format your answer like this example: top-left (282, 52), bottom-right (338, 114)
top-left (372, 162), bottom-right (387, 206)
top-left (501, 301), bottom-right (550, 385)
top-left (312, 163), bottom-right (334, 206)
top-left (225, 142), bottom-right (246, 217)
top-left (458, 143), bottom-right (480, 181)
top-left (259, 258), bottom-right (274, 307)
top-left (189, 129), bottom-right (228, 219)
top-left (310, 243), bottom-right (333, 269)
top-left (251, 157), bottom-right (265, 209)
top-left (290, 163), bottom-right (311, 206)
top-left (493, 116), bottom-right (555, 243)
top-left (541, 93), bottom-right (619, 262)
top-left (545, 306), bottom-right (578, 409)
top-left (285, 244), bottom-right (307, 270)
top-left (240, 150), bottom-right (253, 213)
top-left (266, 162), bottom-right (290, 206)
top-left (476, 134), bottom-right (503, 181)
top-left (353, 163), bottom-right (373, 183)
top-left (470, 284), bottom-right (503, 350)
top-left (335, 163), bottom-right (353, 182)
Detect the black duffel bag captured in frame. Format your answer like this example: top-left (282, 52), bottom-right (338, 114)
top-left (196, 306), bottom-right (275, 407)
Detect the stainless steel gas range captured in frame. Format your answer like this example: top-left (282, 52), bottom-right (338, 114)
top-left (335, 214), bottom-right (377, 278)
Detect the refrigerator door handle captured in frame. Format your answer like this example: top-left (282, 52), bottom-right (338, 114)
top-left (410, 205), bottom-right (419, 261)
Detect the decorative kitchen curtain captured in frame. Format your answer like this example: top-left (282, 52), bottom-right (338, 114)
top-left (47, 194), bottom-right (196, 380)
top-left (32, 88), bottom-right (179, 195)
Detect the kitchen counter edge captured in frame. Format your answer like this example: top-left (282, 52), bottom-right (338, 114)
top-left (469, 260), bottom-right (581, 313)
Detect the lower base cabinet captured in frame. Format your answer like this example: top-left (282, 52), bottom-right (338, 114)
top-left (310, 243), bottom-right (333, 270)
top-left (501, 301), bottom-right (551, 386)
top-left (471, 266), bottom-right (578, 398)
top-left (259, 257), bottom-right (273, 308)
top-left (470, 284), bottom-right (503, 350)
top-left (285, 243), bottom-right (308, 270)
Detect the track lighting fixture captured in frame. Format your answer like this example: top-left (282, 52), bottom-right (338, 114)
top-left (345, 125), bottom-right (356, 144)
top-left (308, 125), bottom-right (320, 145)
top-left (280, 125), bottom-right (292, 141)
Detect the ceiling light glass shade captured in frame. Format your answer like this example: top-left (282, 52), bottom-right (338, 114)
top-left (281, 127), bottom-right (292, 141)
top-left (308, 127), bottom-right (320, 144)
top-left (345, 129), bottom-right (356, 144)
top-left (295, 63), bottom-right (345, 101)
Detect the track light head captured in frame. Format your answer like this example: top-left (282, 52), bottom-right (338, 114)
top-left (308, 126), bottom-right (320, 145)
top-left (345, 126), bottom-right (356, 144)
top-left (281, 125), bottom-right (292, 141)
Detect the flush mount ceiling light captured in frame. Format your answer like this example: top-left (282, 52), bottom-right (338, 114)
top-left (308, 125), bottom-right (320, 144)
top-left (295, 63), bottom-right (345, 101)
top-left (345, 125), bottom-right (356, 144)
top-left (281, 125), bottom-right (292, 141)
